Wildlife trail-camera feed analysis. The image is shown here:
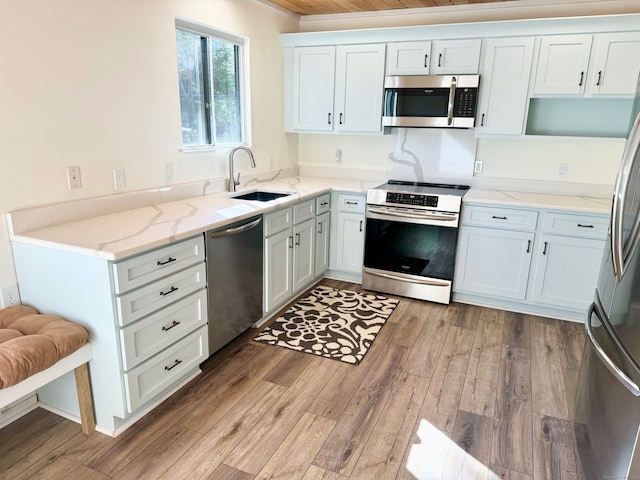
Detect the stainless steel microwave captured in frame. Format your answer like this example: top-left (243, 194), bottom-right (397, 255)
top-left (382, 75), bottom-right (480, 128)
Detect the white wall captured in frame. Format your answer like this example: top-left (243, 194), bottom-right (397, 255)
top-left (0, 0), bottom-right (298, 288)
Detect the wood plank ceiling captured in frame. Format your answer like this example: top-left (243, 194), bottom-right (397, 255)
top-left (267, 0), bottom-right (515, 16)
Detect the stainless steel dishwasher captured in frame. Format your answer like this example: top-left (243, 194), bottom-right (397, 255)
top-left (205, 214), bottom-right (263, 355)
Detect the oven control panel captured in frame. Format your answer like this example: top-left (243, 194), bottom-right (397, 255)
top-left (386, 192), bottom-right (438, 208)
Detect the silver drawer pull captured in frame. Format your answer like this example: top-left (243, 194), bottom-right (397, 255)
top-left (578, 224), bottom-right (594, 228)
top-left (162, 320), bottom-right (181, 332)
top-left (321, 201), bottom-right (329, 206)
top-left (164, 359), bottom-right (182, 371)
top-left (492, 215), bottom-right (507, 220)
top-left (159, 286), bottom-right (178, 296)
top-left (157, 257), bottom-right (176, 266)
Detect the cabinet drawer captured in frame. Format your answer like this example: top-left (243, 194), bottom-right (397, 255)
top-left (264, 207), bottom-right (292, 236)
top-left (123, 325), bottom-right (208, 413)
top-left (542, 212), bottom-right (609, 239)
top-left (293, 199), bottom-right (315, 224)
top-left (119, 290), bottom-right (207, 370)
top-left (462, 205), bottom-right (538, 231)
top-left (315, 193), bottom-right (331, 215)
top-left (116, 263), bottom-right (206, 326)
top-left (337, 194), bottom-right (366, 213)
top-left (112, 236), bottom-right (204, 294)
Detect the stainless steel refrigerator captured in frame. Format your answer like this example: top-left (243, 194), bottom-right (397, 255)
top-left (575, 76), bottom-right (640, 479)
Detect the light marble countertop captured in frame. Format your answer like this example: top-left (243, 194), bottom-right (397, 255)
top-left (463, 189), bottom-right (612, 214)
top-left (8, 177), bottom-right (378, 261)
top-left (8, 176), bottom-right (613, 261)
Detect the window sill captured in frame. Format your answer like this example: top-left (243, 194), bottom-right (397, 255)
top-left (179, 145), bottom-right (253, 154)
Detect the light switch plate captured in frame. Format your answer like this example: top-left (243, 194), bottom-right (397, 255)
top-left (474, 161), bottom-right (483, 174)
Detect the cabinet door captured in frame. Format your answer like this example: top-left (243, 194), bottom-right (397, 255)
top-left (431, 39), bottom-right (481, 74)
top-left (334, 211), bottom-right (365, 274)
top-left (292, 218), bottom-right (315, 294)
top-left (530, 234), bottom-right (605, 310)
top-left (334, 44), bottom-right (386, 133)
top-left (386, 41), bottom-right (431, 75)
top-left (315, 212), bottom-right (330, 277)
top-left (264, 229), bottom-right (292, 313)
top-left (292, 46), bottom-right (335, 131)
top-left (476, 37), bottom-right (535, 135)
top-left (590, 32), bottom-right (640, 96)
top-left (454, 226), bottom-right (534, 300)
top-left (534, 34), bottom-right (593, 95)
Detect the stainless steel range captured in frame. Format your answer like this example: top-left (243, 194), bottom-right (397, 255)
top-left (363, 180), bottom-right (469, 304)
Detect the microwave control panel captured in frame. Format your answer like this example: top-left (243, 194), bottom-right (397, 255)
top-left (386, 192), bottom-right (438, 208)
top-left (454, 88), bottom-right (477, 118)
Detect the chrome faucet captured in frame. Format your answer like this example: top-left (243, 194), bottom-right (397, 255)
top-left (228, 146), bottom-right (256, 192)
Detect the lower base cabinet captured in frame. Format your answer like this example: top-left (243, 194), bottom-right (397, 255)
top-left (454, 203), bottom-right (607, 319)
top-left (315, 212), bottom-right (330, 276)
top-left (330, 193), bottom-right (366, 277)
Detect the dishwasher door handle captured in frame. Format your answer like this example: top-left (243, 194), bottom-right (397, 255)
top-left (209, 217), bottom-right (262, 239)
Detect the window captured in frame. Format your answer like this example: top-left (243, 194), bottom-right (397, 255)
top-left (175, 19), bottom-right (246, 147)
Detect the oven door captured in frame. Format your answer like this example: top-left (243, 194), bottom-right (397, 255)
top-left (363, 206), bottom-right (460, 304)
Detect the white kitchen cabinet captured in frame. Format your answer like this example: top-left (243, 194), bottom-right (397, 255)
top-left (454, 203), bottom-right (609, 320)
top-left (292, 218), bottom-right (316, 293)
top-left (264, 226), bottom-right (293, 312)
top-left (430, 39), bottom-right (481, 74)
top-left (386, 41), bottom-right (431, 75)
top-left (315, 212), bottom-right (331, 276)
top-left (534, 34), bottom-right (593, 96)
top-left (476, 36), bottom-right (535, 135)
top-left (289, 44), bottom-right (386, 134)
top-left (330, 193), bottom-right (366, 275)
top-left (589, 32), bottom-right (640, 96)
top-left (11, 235), bottom-right (208, 434)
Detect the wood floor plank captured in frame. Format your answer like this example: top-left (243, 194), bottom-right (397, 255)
top-left (312, 343), bottom-right (407, 476)
top-left (262, 349), bottom-right (315, 387)
top-left (205, 464), bottom-right (255, 480)
top-left (12, 456), bottom-right (79, 480)
top-left (530, 319), bottom-right (569, 419)
top-left (223, 357), bottom-right (340, 475)
top-left (452, 303), bottom-right (483, 330)
top-left (532, 414), bottom-right (581, 480)
top-left (403, 304), bottom-right (451, 378)
top-left (556, 320), bottom-right (586, 371)
top-left (490, 464), bottom-right (534, 479)
top-left (563, 368), bottom-right (579, 421)
top-left (301, 465), bottom-right (348, 480)
top-left (159, 380), bottom-right (286, 480)
top-left (63, 464), bottom-right (110, 480)
top-left (0, 408), bottom-right (62, 456)
top-left (503, 312), bottom-right (531, 348)
top-left (387, 300), bottom-right (428, 347)
top-left (419, 325), bottom-right (476, 434)
top-left (254, 412), bottom-right (335, 480)
top-left (480, 307), bottom-right (506, 325)
top-left (460, 319), bottom-right (504, 418)
top-left (491, 346), bottom-right (533, 476)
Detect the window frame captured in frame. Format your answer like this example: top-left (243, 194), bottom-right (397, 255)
top-left (175, 17), bottom-right (252, 151)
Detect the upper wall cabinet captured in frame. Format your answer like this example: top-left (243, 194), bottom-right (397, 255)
top-left (288, 44), bottom-right (386, 134)
top-left (476, 37), bottom-right (535, 135)
top-left (534, 32), bottom-right (640, 96)
top-left (385, 39), bottom-right (481, 75)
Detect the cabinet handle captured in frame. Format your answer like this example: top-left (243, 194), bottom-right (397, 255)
top-left (295, 233), bottom-right (301, 245)
top-left (359, 220), bottom-right (363, 232)
top-left (424, 54), bottom-right (428, 68)
top-left (164, 359), bottom-right (182, 371)
top-left (318, 222), bottom-right (323, 234)
top-left (159, 286), bottom-right (178, 296)
top-left (438, 53), bottom-right (443, 67)
top-left (321, 201), bottom-right (329, 206)
top-left (162, 320), bottom-right (181, 332)
top-left (579, 71), bottom-right (584, 86)
top-left (492, 215), bottom-right (507, 220)
top-left (578, 224), bottom-right (594, 228)
top-left (526, 240), bottom-right (531, 253)
top-left (157, 257), bottom-right (176, 266)
top-left (481, 113), bottom-right (485, 127)
top-left (542, 241), bottom-right (548, 255)
top-left (346, 201), bottom-right (358, 206)
top-left (596, 70), bottom-right (602, 86)
top-left (339, 113), bottom-right (343, 125)
top-left (288, 236), bottom-right (293, 249)
top-left (327, 113), bottom-right (331, 125)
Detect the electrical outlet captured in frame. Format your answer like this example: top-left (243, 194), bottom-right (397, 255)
top-left (335, 149), bottom-right (342, 165)
top-left (113, 169), bottom-right (126, 190)
top-left (66, 166), bottom-right (82, 190)
top-left (558, 163), bottom-right (568, 179)
top-left (474, 160), bottom-right (483, 174)
top-left (165, 163), bottom-right (174, 180)
top-left (1, 284), bottom-right (20, 307)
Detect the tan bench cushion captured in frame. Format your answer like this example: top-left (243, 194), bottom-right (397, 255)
top-left (0, 305), bottom-right (89, 389)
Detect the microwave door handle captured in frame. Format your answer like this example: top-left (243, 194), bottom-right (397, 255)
top-left (447, 76), bottom-right (456, 126)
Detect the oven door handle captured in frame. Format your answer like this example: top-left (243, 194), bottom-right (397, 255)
top-left (367, 206), bottom-right (458, 222)
top-left (363, 267), bottom-right (450, 287)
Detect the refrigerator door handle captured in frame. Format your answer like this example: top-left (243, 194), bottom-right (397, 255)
top-left (612, 112), bottom-right (640, 280)
top-left (585, 301), bottom-right (640, 396)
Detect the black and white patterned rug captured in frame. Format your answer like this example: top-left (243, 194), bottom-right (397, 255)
top-left (253, 286), bottom-right (399, 365)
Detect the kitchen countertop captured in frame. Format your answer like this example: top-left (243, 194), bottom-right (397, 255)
top-left (463, 188), bottom-right (612, 214)
top-left (7, 176), bottom-right (613, 261)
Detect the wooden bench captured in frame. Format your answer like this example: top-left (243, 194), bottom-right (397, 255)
top-left (0, 305), bottom-right (95, 435)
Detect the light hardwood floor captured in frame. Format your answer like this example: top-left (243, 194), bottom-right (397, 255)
top-left (0, 279), bottom-right (586, 479)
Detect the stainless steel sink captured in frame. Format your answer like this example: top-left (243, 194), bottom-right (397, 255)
top-left (229, 190), bottom-right (293, 202)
